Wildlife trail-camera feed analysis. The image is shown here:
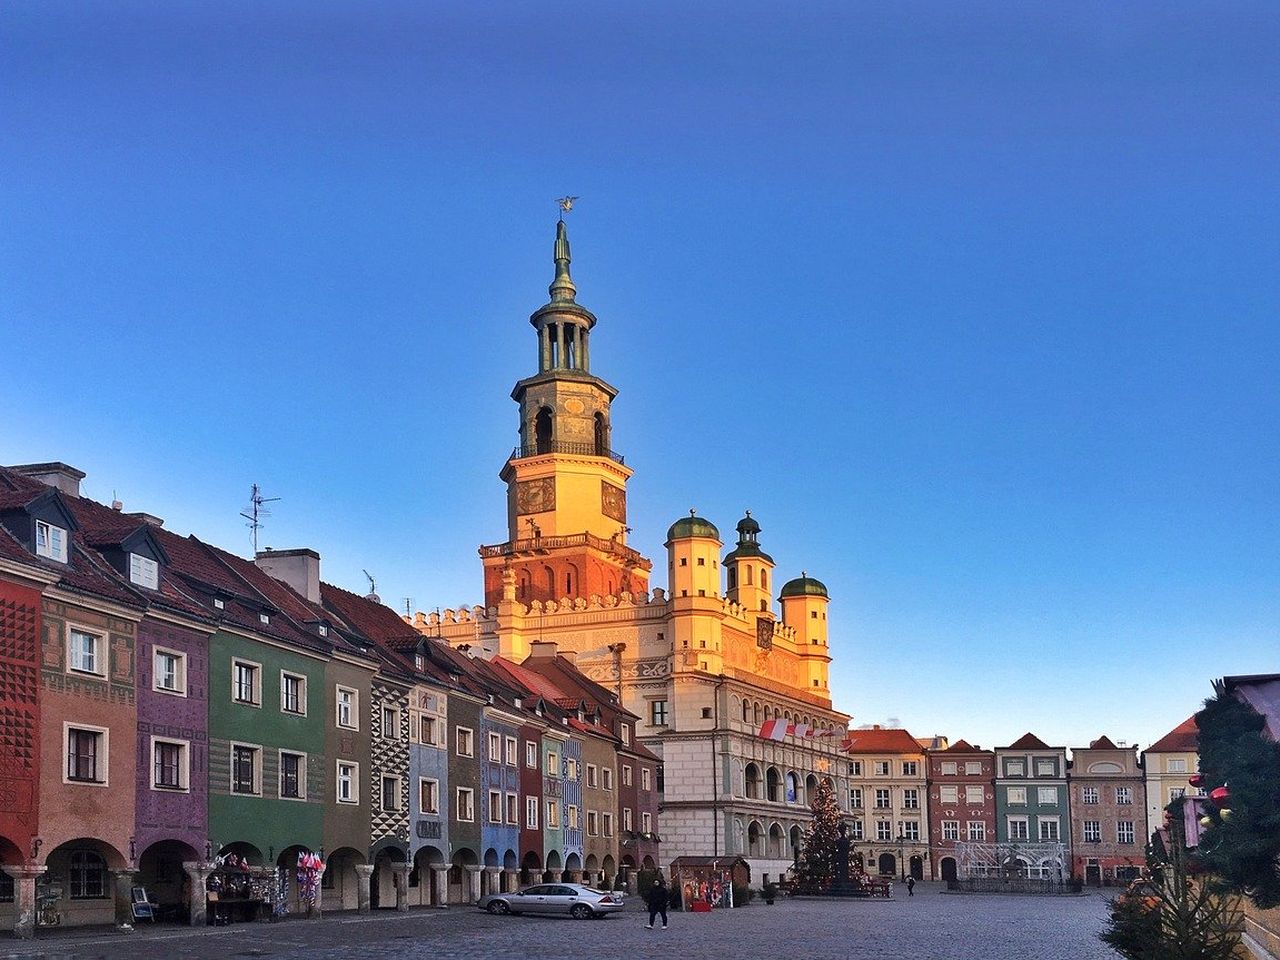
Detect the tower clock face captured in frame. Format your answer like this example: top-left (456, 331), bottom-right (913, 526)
top-left (516, 478), bottom-right (556, 515)
top-left (601, 481), bottom-right (626, 523)
top-left (564, 397), bottom-right (586, 415)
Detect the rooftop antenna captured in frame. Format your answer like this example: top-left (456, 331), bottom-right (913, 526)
top-left (402, 597), bottom-right (414, 618)
top-left (240, 484), bottom-right (281, 553)
top-left (362, 569), bottom-right (379, 602)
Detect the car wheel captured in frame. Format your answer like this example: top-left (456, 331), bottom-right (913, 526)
top-left (488, 900), bottom-right (510, 915)
top-left (570, 903), bottom-right (593, 919)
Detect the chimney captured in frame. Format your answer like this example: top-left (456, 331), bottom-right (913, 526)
top-left (10, 462), bottom-right (85, 498)
top-left (126, 512), bottom-right (165, 527)
top-left (559, 649), bottom-right (578, 666)
top-left (529, 640), bottom-right (558, 659)
top-left (254, 547), bottom-right (321, 604)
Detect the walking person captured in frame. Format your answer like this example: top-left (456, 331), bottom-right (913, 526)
top-left (906, 876), bottom-right (916, 897)
top-left (646, 873), bottom-right (669, 929)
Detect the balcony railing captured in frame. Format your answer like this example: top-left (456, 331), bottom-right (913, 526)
top-left (479, 531), bottom-right (648, 568)
top-left (510, 442), bottom-right (625, 465)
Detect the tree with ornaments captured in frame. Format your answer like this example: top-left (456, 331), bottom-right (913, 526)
top-left (795, 777), bottom-right (843, 893)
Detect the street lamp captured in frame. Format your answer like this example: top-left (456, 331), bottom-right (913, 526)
top-left (897, 828), bottom-right (906, 882)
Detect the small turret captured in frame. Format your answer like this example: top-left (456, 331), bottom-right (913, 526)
top-left (780, 572), bottom-right (832, 694)
top-left (665, 510), bottom-right (721, 599)
top-left (723, 511), bottom-right (775, 615)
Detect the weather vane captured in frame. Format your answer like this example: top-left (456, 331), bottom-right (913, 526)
top-left (555, 196), bottom-right (579, 219)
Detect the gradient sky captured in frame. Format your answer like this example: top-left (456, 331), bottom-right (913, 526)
top-left (3, 2), bottom-right (1276, 754)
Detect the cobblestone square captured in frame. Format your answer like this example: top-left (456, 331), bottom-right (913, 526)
top-left (3, 886), bottom-right (1120, 960)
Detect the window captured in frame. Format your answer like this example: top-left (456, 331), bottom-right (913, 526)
top-left (1116, 786), bottom-right (1133, 805)
top-left (942, 820), bottom-right (960, 841)
top-left (602, 767), bottom-right (613, 790)
top-left (903, 789), bottom-right (919, 809)
top-left (620, 725), bottom-right (630, 745)
top-left (874, 789), bottom-right (890, 809)
top-left (567, 804), bottom-right (578, 829)
top-left (259, 612), bottom-right (270, 624)
top-left (1036, 760), bottom-right (1056, 777)
top-left (232, 660), bottom-right (260, 706)
top-left (522, 741), bottom-right (537, 769)
top-left (602, 812), bottom-right (614, 838)
top-left (488, 790), bottom-right (502, 823)
top-left (419, 715), bottom-right (437, 745)
top-left (456, 787), bottom-right (475, 822)
top-left (384, 705), bottom-right (404, 739)
top-left (525, 796), bottom-right (539, 829)
top-left (281, 672), bottom-right (306, 715)
top-left (69, 851), bottom-right (106, 899)
top-left (34, 519), bottom-right (68, 562)
top-left (940, 761), bottom-right (957, 776)
top-left (457, 727), bottom-right (474, 758)
top-left (902, 761), bottom-right (918, 776)
top-left (876, 820), bottom-right (892, 841)
top-left (874, 761), bottom-right (890, 776)
top-left (419, 778), bottom-right (439, 814)
top-left (505, 736), bottom-right (518, 765)
top-left (336, 686), bottom-right (358, 729)
top-left (849, 819), bottom-right (864, 840)
top-left (849, 788), bottom-right (864, 808)
top-left (231, 744), bottom-right (260, 795)
top-left (1082, 786), bottom-right (1099, 805)
top-left (641, 811), bottom-right (652, 833)
top-left (382, 776), bottom-right (401, 811)
top-left (848, 761), bottom-right (863, 776)
top-left (66, 726), bottom-right (106, 784)
top-left (214, 598), bottom-right (225, 610)
top-left (1117, 821), bottom-right (1135, 845)
top-left (153, 648), bottom-right (186, 695)
top-left (280, 751), bottom-right (305, 800)
top-left (1038, 818), bottom-right (1060, 841)
top-left (901, 820), bottom-right (920, 841)
top-left (641, 768), bottom-right (652, 791)
top-left (1083, 820), bottom-right (1101, 842)
top-left (337, 761), bottom-right (358, 803)
top-left (547, 799), bottom-right (560, 828)
top-left (1037, 787), bottom-right (1058, 806)
top-left (623, 807), bottom-right (633, 831)
top-left (566, 758), bottom-right (579, 780)
top-left (1167, 758), bottom-right (1187, 773)
top-left (1005, 760), bottom-right (1025, 777)
top-left (68, 628), bottom-right (103, 676)
top-left (622, 764), bottom-right (633, 787)
top-left (967, 821), bottom-right (986, 842)
top-left (586, 810), bottom-right (598, 836)
top-left (940, 786), bottom-right (958, 804)
top-left (488, 732), bottom-right (501, 761)
top-left (152, 738), bottom-right (187, 790)
top-left (1007, 787), bottom-right (1027, 805)
top-left (547, 751), bottom-right (559, 776)
top-left (586, 764), bottom-right (598, 788)
top-left (964, 786), bottom-right (984, 805)
top-left (1007, 817), bottom-right (1029, 840)
top-left (650, 700), bottom-right (669, 726)
top-left (964, 761), bottom-right (983, 776)
top-left (129, 553), bottom-right (159, 589)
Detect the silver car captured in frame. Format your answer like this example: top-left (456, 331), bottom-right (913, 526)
top-left (479, 883), bottom-right (625, 919)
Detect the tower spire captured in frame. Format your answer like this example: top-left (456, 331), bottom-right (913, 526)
top-left (549, 218), bottom-right (577, 302)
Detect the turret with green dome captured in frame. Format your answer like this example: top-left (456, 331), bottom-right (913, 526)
top-left (779, 572), bottom-right (829, 599)
top-left (666, 509), bottom-right (720, 544)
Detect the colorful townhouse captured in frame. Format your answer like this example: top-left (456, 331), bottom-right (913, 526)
top-left (1142, 716), bottom-right (1200, 842)
top-left (994, 733), bottom-right (1071, 879)
top-left (1067, 736), bottom-right (1145, 886)
top-left (925, 739), bottom-right (995, 881)
top-left (843, 726), bottom-right (929, 880)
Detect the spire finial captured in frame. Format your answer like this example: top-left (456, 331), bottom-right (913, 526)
top-left (549, 203), bottom-right (577, 302)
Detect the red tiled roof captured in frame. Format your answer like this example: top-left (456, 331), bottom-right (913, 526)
top-left (321, 582), bottom-right (421, 645)
top-left (1147, 716), bottom-right (1198, 753)
top-left (842, 727), bottom-right (921, 754)
top-left (1006, 732), bottom-right (1052, 750)
top-left (940, 739), bottom-right (988, 753)
top-left (1088, 735), bottom-right (1119, 750)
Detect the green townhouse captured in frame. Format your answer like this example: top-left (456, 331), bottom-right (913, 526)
top-left (994, 732), bottom-right (1072, 880)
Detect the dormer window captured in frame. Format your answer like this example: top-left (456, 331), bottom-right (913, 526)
top-left (35, 520), bottom-right (68, 562)
top-left (259, 612), bottom-right (270, 625)
top-left (318, 624), bottom-right (329, 637)
top-left (214, 598), bottom-right (225, 610)
top-left (129, 554), bottom-right (159, 590)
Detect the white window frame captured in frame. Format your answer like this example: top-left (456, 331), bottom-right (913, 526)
top-left (602, 811), bottom-right (614, 838)
top-left (1082, 786), bottom-right (1099, 805)
top-left (902, 761), bottom-right (918, 776)
top-left (641, 767), bottom-right (652, 791)
top-left (942, 820), bottom-right (960, 841)
top-left (602, 766), bottom-right (613, 791)
top-left (1005, 760), bottom-right (1025, 777)
top-left (1007, 787), bottom-right (1027, 805)
top-left (849, 819), bottom-right (864, 840)
top-left (623, 807), bottom-right (633, 832)
top-left (567, 804), bottom-right (578, 829)
top-left (1038, 817), bottom-right (1060, 841)
top-left (964, 761), bottom-right (983, 775)
top-left (229, 741), bottom-right (262, 796)
top-left (586, 809), bottom-right (598, 837)
top-left (901, 820), bottom-right (920, 842)
top-left (547, 751), bottom-right (559, 776)
top-left (35, 519), bottom-right (68, 562)
top-left (622, 764), bottom-right (632, 787)
top-left (457, 727), bottom-right (475, 758)
top-left (129, 553), bottom-right (159, 590)
top-left (1117, 820), bottom-right (1135, 845)
top-left (488, 789), bottom-right (503, 823)
top-left (525, 796), bottom-right (539, 829)
top-left (940, 761), bottom-right (957, 776)
top-left (64, 722), bottom-right (109, 786)
top-left (419, 714), bottom-right (438, 746)
top-left (505, 736), bottom-right (518, 766)
top-left (546, 799), bottom-right (561, 828)
top-left (456, 787), bottom-right (475, 822)
top-left (586, 763), bottom-right (598, 788)
top-left (1116, 786), bottom-right (1133, 805)
top-left (1037, 786), bottom-right (1058, 806)
top-left (1167, 758), bottom-right (1187, 773)
top-left (336, 760), bottom-right (359, 804)
top-left (1082, 820), bottom-right (1101, 842)
top-left (525, 741), bottom-right (539, 769)
top-left (231, 658), bottom-right (262, 707)
top-left (506, 791), bottom-right (519, 825)
top-left (418, 777), bottom-right (439, 814)
top-left (850, 787), bottom-right (864, 808)
top-left (1035, 759), bottom-right (1056, 777)
top-left (874, 761), bottom-right (891, 777)
top-left (940, 786), bottom-right (958, 804)
top-left (967, 821), bottom-right (986, 841)
top-left (336, 686), bottom-right (359, 730)
top-left (964, 785), bottom-right (985, 805)
top-left (150, 735), bottom-right (189, 792)
top-left (903, 788), bottom-right (919, 809)
top-left (874, 788), bottom-right (890, 809)
top-left (66, 625), bottom-right (106, 678)
top-left (278, 749), bottom-right (307, 801)
top-left (382, 775), bottom-right (402, 812)
top-left (875, 819), bottom-right (892, 842)
top-left (641, 811), bottom-right (652, 833)
top-left (280, 671), bottom-right (307, 716)
top-left (152, 646), bottom-right (187, 696)
top-left (1007, 816), bottom-right (1030, 840)
top-left (487, 732), bottom-right (502, 762)
top-left (382, 705), bottom-right (401, 740)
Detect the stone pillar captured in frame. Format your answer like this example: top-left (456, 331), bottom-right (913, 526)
top-left (431, 866), bottom-right (450, 908)
top-left (465, 865), bottom-right (482, 903)
top-left (394, 864), bottom-right (411, 912)
top-left (555, 323), bottom-right (565, 370)
top-left (566, 870), bottom-right (582, 884)
top-left (484, 867), bottom-right (500, 897)
top-left (112, 869), bottom-right (138, 930)
top-left (3, 865), bottom-right (45, 940)
top-left (355, 864), bottom-right (374, 914)
top-left (540, 324), bottom-right (551, 371)
top-left (503, 869), bottom-right (519, 893)
top-left (181, 862), bottom-right (212, 927)
top-left (581, 327), bottom-right (589, 371)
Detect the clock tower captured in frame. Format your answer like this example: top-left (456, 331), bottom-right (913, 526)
top-left (480, 218), bottom-right (652, 606)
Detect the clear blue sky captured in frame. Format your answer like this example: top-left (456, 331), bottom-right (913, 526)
top-left (3, 2), bottom-right (1276, 753)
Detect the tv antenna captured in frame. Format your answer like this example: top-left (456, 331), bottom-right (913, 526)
top-left (402, 597), bottom-right (414, 618)
top-left (240, 484), bottom-right (281, 553)
top-left (363, 569), bottom-right (380, 602)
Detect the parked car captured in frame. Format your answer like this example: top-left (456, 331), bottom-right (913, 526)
top-left (479, 883), bottom-right (625, 919)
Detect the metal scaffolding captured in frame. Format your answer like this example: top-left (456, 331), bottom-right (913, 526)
top-left (954, 841), bottom-right (1067, 880)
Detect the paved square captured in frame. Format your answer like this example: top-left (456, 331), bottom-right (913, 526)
top-left (1, 886), bottom-right (1121, 960)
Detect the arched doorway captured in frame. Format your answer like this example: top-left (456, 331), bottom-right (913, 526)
top-left (535, 407), bottom-right (553, 453)
top-left (747, 822), bottom-right (762, 858)
top-left (877, 853), bottom-right (896, 876)
top-left (521, 851), bottom-right (542, 886)
top-left (275, 844), bottom-right (318, 915)
top-left (137, 839), bottom-right (200, 921)
top-left (42, 838), bottom-right (127, 927)
top-left (410, 846), bottom-right (445, 906)
top-left (565, 852), bottom-right (582, 882)
top-left (216, 841), bottom-right (263, 866)
top-left (744, 763), bottom-right (762, 799)
top-left (768, 824), bottom-right (784, 859)
top-left (450, 849), bottom-right (477, 904)
top-left (545, 850), bottom-right (563, 884)
top-left (789, 825), bottom-right (802, 858)
top-left (910, 856), bottom-right (924, 881)
top-left (602, 855), bottom-right (616, 889)
top-left (940, 857), bottom-right (958, 882)
top-left (372, 844), bottom-right (407, 909)
top-left (325, 847), bottom-right (365, 911)
top-left (766, 767), bottom-right (781, 802)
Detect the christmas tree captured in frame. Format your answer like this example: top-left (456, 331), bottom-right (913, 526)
top-left (796, 777), bottom-right (843, 893)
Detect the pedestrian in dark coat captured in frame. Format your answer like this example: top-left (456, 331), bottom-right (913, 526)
top-left (906, 876), bottom-right (916, 896)
top-left (646, 874), bottom-right (669, 929)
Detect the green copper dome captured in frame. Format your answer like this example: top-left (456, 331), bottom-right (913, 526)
top-left (779, 574), bottom-right (829, 599)
top-left (666, 510), bottom-right (720, 542)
